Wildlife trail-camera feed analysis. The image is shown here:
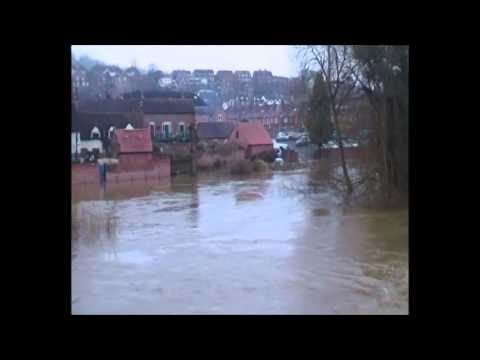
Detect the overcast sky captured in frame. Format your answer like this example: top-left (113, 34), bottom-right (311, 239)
top-left (71, 45), bottom-right (301, 77)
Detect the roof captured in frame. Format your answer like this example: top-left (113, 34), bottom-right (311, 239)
top-left (72, 112), bottom-right (136, 140)
top-left (114, 128), bottom-right (152, 154)
top-left (235, 122), bottom-right (273, 146)
top-left (197, 122), bottom-right (235, 139)
top-left (78, 96), bottom-right (205, 114)
top-left (78, 99), bottom-right (140, 113)
top-left (142, 99), bottom-right (195, 114)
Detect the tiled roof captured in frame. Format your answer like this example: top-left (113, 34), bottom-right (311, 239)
top-left (197, 122), bottom-right (235, 139)
top-left (142, 99), bottom-right (195, 114)
top-left (235, 122), bottom-right (273, 146)
top-left (114, 128), bottom-right (152, 154)
top-left (72, 112), bottom-right (137, 140)
top-left (78, 99), bottom-right (140, 113)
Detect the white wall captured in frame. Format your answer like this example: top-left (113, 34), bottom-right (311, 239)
top-left (80, 139), bottom-right (103, 153)
top-left (71, 133), bottom-right (80, 155)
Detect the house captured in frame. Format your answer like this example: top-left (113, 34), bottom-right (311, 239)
top-left (215, 70), bottom-right (235, 99)
top-left (229, 122), bottom-right (273, 159)
top-left (196, 122), bottom-right (235, 144)
top-left (253, 70), bottom-right (274, 97)
top-left (142, 98), bottom-right (196, 140)
top-left (72, 112), bottom-right (139, 159)
top-left (172, 70), bottom-right (191, 90)
top-left (112, 128), bottom-right (153, 171)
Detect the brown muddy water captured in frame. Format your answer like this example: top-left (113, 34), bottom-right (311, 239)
top-left (71, 167), bottom-right (408, 314)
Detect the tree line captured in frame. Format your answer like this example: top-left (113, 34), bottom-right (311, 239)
top-left (297, 45), bottom-right (409, 202)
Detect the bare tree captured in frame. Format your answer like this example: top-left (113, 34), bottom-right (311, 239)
top-left (299, 45), bottom-right (358, 194)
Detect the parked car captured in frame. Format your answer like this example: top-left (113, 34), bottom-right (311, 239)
top-left (276, 132), bottom-right (289, 142)
top-left (295, 135), bottom-right (310, 146)
top-left (324, 140), bottom-right (338, 149)
top-left (342, 138), bottom-right (359, 148)
top-left (288, 132), bottom-right (301, 140)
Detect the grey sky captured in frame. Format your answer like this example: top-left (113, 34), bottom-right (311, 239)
top-left (71, 45), bottom-right (301, 77)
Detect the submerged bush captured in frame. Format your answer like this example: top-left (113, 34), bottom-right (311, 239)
top-left (213, 158), bottom-right (223, 169)
top-left (173, 153), bottom-right (192, 162)
top-left (252, 159), bottom-right (269, 172)
top-left (217, 143), bottom-right (235, 156)
top-left (257, 149), bottom-right (277, 163)
top-left (230, 159), bottom-right (253, 175)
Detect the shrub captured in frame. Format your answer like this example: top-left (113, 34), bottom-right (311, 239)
top-left (252, 159), bottom-right (269, 172)
top-left (173, 153), bottom-right (192, 162)
top-left (196, 142), bottom-right (207, 152)
top-left (217, 143), bottom-right (234, 156)
top-left (213, 158), bottom-right (223, 169)
top-left (196, 158), bottom-right (212, 171)
top-left (256, 149), bottom-right (277, 163)
top-left (230, 159), bottom-right (253, 175)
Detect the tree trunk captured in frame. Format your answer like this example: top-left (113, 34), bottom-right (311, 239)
top-left (190, 124), bottom-right (197, 176)
top-left (332, 108), bottom-right (353, 194)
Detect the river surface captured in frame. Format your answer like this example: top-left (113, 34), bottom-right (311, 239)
top-left (71, 167), bottom-right (408, 314)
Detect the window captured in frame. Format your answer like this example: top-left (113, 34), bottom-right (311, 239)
top-left (149, 122), bottom-right (156, 138)
top-left (179, 123), bottom-right (186, 136)
top-left (236, 131), bottom-right (239, 139)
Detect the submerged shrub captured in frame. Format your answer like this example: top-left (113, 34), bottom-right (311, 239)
top-left (252, 159), bottom-right (269, 172)
top-left (230, 159), bottom-right (253, 175)
top-left (213, 158), bottom-right (223, 169)
top-left (257, 149), bottom-right (277, 163)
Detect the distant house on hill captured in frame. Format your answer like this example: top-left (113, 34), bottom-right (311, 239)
top-left (229, 122), bottom-right (273, 159)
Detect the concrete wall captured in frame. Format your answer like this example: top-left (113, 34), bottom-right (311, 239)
top-left (79, 139), bottom-right (103, 154)
top-left (71, 133), bottom-right (80, 155)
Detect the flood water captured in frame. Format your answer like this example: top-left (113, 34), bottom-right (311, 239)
top-left (71, 166), bottom-right (408, 315)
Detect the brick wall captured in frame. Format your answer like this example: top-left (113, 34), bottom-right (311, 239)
top-left (247, 144), bottom-right (274, 158)
top-left (144, 114), bottom-right (195, 135)
top-left (72, 156), bottom-right (171, 185)
top-left (117, 153), bottom-right (153, 171)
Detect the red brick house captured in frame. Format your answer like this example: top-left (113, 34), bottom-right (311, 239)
top-left (112, 128), bottom-right (153, 171)
top-left (229, 122), bottom-right (273, 159)
top-left (142, 99), bottom-right (197, 139)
